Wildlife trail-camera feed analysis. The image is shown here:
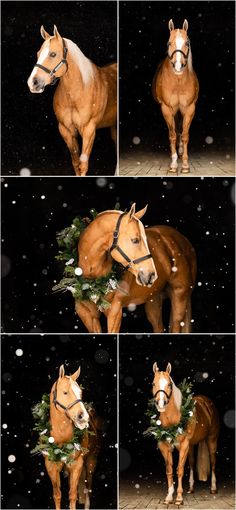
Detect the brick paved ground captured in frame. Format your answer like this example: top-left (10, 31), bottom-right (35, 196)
top-left (119, 481), bottom-right (235, 509)
top-left (119, 151), bottom-right (235, 177)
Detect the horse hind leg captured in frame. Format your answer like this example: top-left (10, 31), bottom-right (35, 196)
top-left (207, 435), bottom-right (218, 494)
top-left (181, 297), bottom-right (193, 333)
top-left (187, 445), bottom-right (195, 493)
top-left (84, 453), bottom-right (98, 509)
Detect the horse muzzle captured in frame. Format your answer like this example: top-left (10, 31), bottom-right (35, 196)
top-left (137, 270), bottom-right (157, 287)
top-left (27, 75), bottom-right (46, 94)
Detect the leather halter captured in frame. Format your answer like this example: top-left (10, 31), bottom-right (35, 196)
top-left (35, 38), bottom-right (68, 85)
top-left (153, 382), bottom-right (173, 404)
top-left (53, 380), bottom-right (82, 419)
top-left (167, 44), bottom-right (190, 69)
top-left (110, 212), bottom-right (153, 270)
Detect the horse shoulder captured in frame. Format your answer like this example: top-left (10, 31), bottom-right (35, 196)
top-left (152, 61), bottom-right (165, 103)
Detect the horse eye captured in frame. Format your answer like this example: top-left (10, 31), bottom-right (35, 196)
top-left (50, 52), bottom-right (56, 58)
top-left (186, 40), bottom-right (190, 47)
top-left (131, 238), bottom-right (140, 244)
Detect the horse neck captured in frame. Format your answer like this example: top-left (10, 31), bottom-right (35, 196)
top-left (78, 212), bottom-right (121, 278)
top-left (159, 382), bottom-right (182, 428)
top-left (49, 385), bottom-right (74, 444)
top-left (61, 38), bottom-right (94, 91)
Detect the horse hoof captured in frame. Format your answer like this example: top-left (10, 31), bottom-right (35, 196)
top-left (175, 500), bottom-right (183, 506)
top-left (181, 168), bottom-right (190, 174)
top-left (169, 167), bottom-right (178, 174)
top-left (187, 489), bottom-right (194, 494)
top-left (210, 489), bottom-right (218, 494)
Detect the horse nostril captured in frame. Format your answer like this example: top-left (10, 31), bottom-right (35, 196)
top-left (149, 272), bottom-right (155, 284)
top-left (33, 77), bottom-right (38, 86)
top-left (78, 412), bottom-right (84, 420)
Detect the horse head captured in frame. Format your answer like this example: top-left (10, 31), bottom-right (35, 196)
top-left (52, 364), bottom-right (89, 430)
top-left (110, 204), bottom-right (157, 287)
top-left (27, 25), bottom-right (68, 93)
top-left (152, 362), bottom-right (173, 412)
top-left (167, 19), bottom-right (191, 74)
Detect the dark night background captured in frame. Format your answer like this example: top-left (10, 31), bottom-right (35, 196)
top-left (120, 1), bottom-right (235, 156)
top-left (1, 176), bottom-right (235, 333)
top-left (1, 334), bottom-right (117, 509)
top-left (119, 335), bottom-right (235, 495)
top-left (1, 1), bottom-right (117, 176)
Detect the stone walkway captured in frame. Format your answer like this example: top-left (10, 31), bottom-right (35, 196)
top-left (119, 151), bottom-right (235, 177)
top-left (119, 481), bottom-right (235, 509)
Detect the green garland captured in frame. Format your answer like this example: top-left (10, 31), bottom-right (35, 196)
top-left (31, 393), bottom-right (93, 464)
top-left (143, 379), bottom-right (195, 446)
top-left (52, 210), bottom-right (120, 311)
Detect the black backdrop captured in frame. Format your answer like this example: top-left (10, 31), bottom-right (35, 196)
top-left (2, 1), bottom-right (117, 176)
top-left (120, 1), bottom-right (235, 154)
top-left (2, 334), bottom-right (117, 509)
top-left (119, 335), bottom-right (235, 489)
top-left (1, 176), bottom-right (235, 333)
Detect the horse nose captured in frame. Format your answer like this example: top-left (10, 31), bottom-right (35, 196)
top-left (78, 411), bottom-right (84, 420)
top-left (138, 270), bottom-right (156, 286)
top-left (33, 77), bottom-right (39, 86)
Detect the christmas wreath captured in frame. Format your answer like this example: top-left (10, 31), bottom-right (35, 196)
top-left (143, 379), bottom-right (195, 446)
top-left (52, 210), bottom-right (120, 311)
top-left (31, 393), bottom-right (93, 464)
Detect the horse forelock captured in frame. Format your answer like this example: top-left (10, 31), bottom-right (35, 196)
top-left (64, 38), bottom-right (94, 85)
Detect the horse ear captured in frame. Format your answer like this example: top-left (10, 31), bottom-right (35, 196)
top-left (183, 19), bottom-right (188, 32)
top-left (168, 19), bottom-right (174, 31)
top-left (127, 203), bottom-right (136, 221)
top-left (53, 25), bottom-right (61, 38)
top-left (59, 364), bottom-right (65, 378)
top-left (153, 362), bottom-right (159, 373)
top-left (166, 362), bottom-right (172, 374)
top-left (70, 366), bottom-right (81, 381)
top-left (135, 205), bottom-right (148, 220)
top-left (40, 25), bottom-right (51, 40)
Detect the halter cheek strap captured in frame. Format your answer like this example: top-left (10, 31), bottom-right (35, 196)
top-left (35, 38), bottom-right (68, 85)
top-left (153, 383), bottom-right (173, 403)
top-left (110, 213), bottom-right (153, 270)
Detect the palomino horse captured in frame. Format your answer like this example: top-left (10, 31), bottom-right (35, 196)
top-left (27, 25), bottom-right (117, 176)
top-left (152, 19), bottom-right (199, 173)
top-left (152, 362), bottom-right (219, 506)
top-left (75, 203), bottom-right (196, 333)
top-left (44, 365), bottom-right (100, 509)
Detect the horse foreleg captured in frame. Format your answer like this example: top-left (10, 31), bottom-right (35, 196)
top-left (158, 441), bottom-right (175, 504)
top-left (180, 103), bottom-right (196, 173)
top-left (187, 445), bottom-right (195, 493)
top-left (75, 300), bottom-right (102, 333)
top-left (176, 437), bottom-right (190, 505)
top-left (68, 456), bottom-right (84, 510)
top-left (169, 288), bottom-right (191, 333)
top-left (79, 123), bottom-right (96, 176)
top-left (44, 457), bottom-right (63, 510)
top-left (84, 454), bottom-right (98, 509)
top-left (161, 103), bottom-right (178, 172)
top-left (106, 298), bottom-right (122, 332)
top-left (145, 292), bottom-right (165, 332)
top-left (58, 123), bottom-right (81, 176)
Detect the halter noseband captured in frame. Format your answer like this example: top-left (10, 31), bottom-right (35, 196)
top-left (110, 212), bottom-right (153, 270)
top-left (35, 38), bottom-right (68, 85)
top-left (167, 45), bottom-right (190, 69)
top-left (53, 380), bottom-right (82, 419)
top-left (153, 382), bottom-right (173, 404)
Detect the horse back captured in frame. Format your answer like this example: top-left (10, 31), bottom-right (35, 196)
top-left (190, 395), bottom-right (220, 445)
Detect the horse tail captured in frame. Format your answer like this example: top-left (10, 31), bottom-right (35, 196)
top-left (196, 440), bottom-right (210, 481)
top-left (78, 464), bottom-right (86, 504)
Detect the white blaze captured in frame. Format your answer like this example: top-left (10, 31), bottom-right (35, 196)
top-left (29, 40), bottom-right (50, 80)
top-left (175, 31), bottom-right (185, 72)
